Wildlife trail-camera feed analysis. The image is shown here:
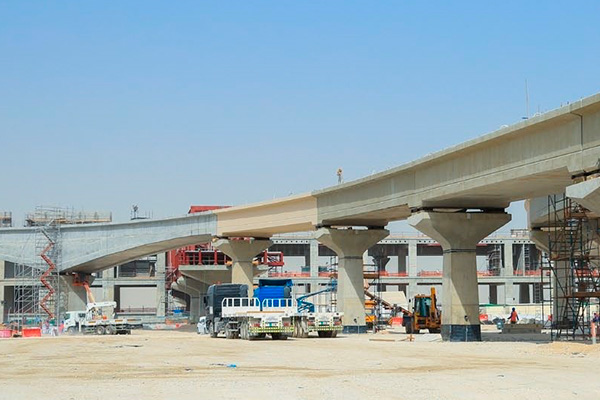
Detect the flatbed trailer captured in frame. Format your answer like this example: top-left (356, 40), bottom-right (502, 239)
top-left (78, 317), bottom-right (142, 335)
top-left (212, 297), bottom-right (294, 340)
top-left (206, 284), bottom-right (295, 340)
top-left (63, 304), bottom-right (143, 335)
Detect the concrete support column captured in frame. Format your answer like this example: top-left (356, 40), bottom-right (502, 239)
top-left (309, 239), bottom-right (319, 278)
top-left (60, 274), bottom-right (93, 311)
top-left (503, 241), bottom-right (514, 277)
top-left (213, 238), bottom-right (273, 293)
top-left (172, 276), bottom-right (209, 322)
top-left (504, 282), bottom-right (516, 305)
top-left (315, 227), bottom-right (389, 333)
top-left (102, 279), bottom-right (115, 302)
top-left (397, 245), bottom-right (408, 274)
top-left (155, 252), bottom-right (166, 318)
top-left (407, 240), bottom-right (419, 299)
top-left (408, 240), bottom-right (418, 277)
top-left (409, 212), bottom-right (511, 341)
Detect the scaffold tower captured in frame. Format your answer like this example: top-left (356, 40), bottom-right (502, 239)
top-left (13, 207), bottom-right (63, 330)
top-left (542, 195), bottom-right (600, 340)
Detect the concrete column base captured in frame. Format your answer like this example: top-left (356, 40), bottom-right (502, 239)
top-left (441, 324), bottom-right (482, 342)
top-left (343, 325), bottom-right (368, 334)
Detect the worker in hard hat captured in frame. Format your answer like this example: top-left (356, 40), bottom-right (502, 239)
top-left (508, 307), bottom-right (519, 324)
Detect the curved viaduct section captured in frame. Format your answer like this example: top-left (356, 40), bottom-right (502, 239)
top-left (0, 213), bottom-right (216, 273)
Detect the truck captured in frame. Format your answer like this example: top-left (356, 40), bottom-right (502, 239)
top-left (63, 301), bottom-right (143, 335)
top-left (206, 283), bottom-right (294, 340)
top-left (255, 279), bottom-right (343, 338)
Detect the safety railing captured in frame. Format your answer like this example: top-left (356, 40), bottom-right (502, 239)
top-left (221, 297), bottom-right (261, 316)
top-left (268, 272), bottom-right (310, 278)
top-left (262, 298), bottom-right (296, 314)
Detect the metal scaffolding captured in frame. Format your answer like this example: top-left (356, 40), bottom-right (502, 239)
top-left (13, 207), bottom-right (64, 330)
top-left (542, 195), bottom-right (600, 340)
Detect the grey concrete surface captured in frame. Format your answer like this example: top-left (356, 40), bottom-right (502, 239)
top-left (213, 239), bottom-right (272, 294)
top-left (0, 213), bottom-right (216, 273)
top-left (566, 177), bottom-right (600, 215)
top-left (409, 212), bottom-right (511, 341)
top-left (315, 228), bottom-right (389, 333)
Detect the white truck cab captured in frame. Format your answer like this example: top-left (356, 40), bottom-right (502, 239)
top-left (63, 301), bottom-right (141, 335)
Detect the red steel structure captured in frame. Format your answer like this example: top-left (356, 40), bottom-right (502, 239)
top-left (166, 206), bottom-right (285, 288)
top-left (39, 232), bottom-right (56, 319)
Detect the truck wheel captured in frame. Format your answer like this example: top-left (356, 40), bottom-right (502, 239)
top-left (331, 330), bottom-right (338, 338)
top-left (226, 327), bottom-right (237, 339)
top-left (318, 331), bottom-right (326, 338)
top-left (95, 326), bottom-right (105, 335)
top-left (301, 321), bottom-right (309, 338)
top-left (66, 327), bottom-right (75, 335)
top-left (105, 326), bottom-right (116, 335)
top-left (207, 322), bottom-right (218, 338)
top-left (240, 322), bottom-right (248, 340)
top-left (271, 333), bottom-right (281, 340)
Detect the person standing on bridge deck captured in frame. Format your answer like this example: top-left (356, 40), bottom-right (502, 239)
top-left (509, 307), bottom-right (519, 324)
top-left (337, 168), bottom-right (343, 184)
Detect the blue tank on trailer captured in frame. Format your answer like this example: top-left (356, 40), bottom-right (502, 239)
top-left (253, 279), bottom-right (293, 304)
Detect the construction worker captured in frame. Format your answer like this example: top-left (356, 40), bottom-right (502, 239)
top-left (509, 307), bottom-right (519, 324)
top-left (336, 168), bottom-right (343, 184)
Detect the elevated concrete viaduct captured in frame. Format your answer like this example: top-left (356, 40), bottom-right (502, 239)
top-left (2, 93), bottom-right (600, 340)
top-left (0, 213), bottom-right (216, 273)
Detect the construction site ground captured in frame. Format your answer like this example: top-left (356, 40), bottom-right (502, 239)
top-left (0, 325), bottom-right (598, 400)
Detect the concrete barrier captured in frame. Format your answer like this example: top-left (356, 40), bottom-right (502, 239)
top-left (502, 323), bottom-right (542, 334)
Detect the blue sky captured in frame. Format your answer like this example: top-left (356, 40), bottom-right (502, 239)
top-left (1, 2), bottom-right (599, 231)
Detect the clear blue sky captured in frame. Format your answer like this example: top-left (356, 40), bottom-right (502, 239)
top-left (1, 2), bottom-right (599, 231)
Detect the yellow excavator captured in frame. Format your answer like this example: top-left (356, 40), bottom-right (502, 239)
top-left (402, 287), bottom-right (441, 334)
top-left (365, 287), bottom-right (441, 333)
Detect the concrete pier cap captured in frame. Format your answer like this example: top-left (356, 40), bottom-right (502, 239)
top-left (408, 211), bottom-right (511, 342)
top-left (566, 177), bottom-right (600, 215)
top-left (212, 237), bottom-right (273, 295)
top-left (315, 227), bottom-right (389, 334)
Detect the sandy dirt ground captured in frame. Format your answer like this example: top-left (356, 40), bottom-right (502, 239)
top-left (0, 327), bottom-right (598, 400)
